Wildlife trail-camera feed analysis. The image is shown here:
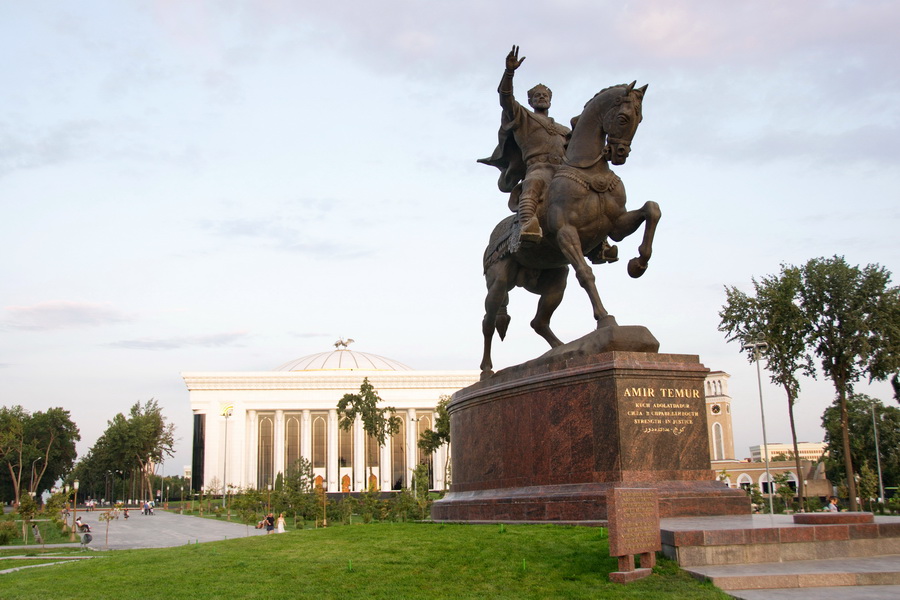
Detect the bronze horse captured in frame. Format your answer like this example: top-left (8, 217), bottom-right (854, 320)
top-left (480, 82), bottom-right (659, 377)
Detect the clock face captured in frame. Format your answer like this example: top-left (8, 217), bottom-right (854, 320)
top-left (711, 404), bottom-right (722, 415)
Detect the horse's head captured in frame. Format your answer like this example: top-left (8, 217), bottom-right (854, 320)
top-left (566, 82), bottom-right (648, 169)
top-left (602, 81), bottom-right (647, 165)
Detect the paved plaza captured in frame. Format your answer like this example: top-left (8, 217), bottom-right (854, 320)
top-left (35, 508), bottom-right (269, 551)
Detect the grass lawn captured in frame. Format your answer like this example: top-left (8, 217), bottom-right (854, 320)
top-left (0, 522), bottom-right (728, 600)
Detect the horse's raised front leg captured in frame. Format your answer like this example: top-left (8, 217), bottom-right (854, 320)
top-left (480, 260), bottom-right (514, 379)
top-left (609, 201), bottom-right (661, 279)
top-left (555, 225), bottom-right (609, 323)
top-left (524, 265), bottom-right (568, 348)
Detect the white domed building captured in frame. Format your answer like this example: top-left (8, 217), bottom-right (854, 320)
top-left (182, 342), bottom-right (480, 494)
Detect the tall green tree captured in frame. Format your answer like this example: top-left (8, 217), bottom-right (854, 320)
top-left (0, 405), bottom-right (79, 503)
top-left (800, 256), bottom-right (900, 510)
top-left (821, 393), bottom-right (900, 500)
top-left (27, 408), bottom-right (80, 496)
top-left (418, 395), bottom-right (452, 491)
top-left (82, 399), bottom-right (175, 502)
top-left (719, 264), bottom-right (815, 504)
top-left (337, 378), bottom-right (401, 488)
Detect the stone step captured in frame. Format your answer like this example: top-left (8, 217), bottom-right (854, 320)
top-left (684, 555), bottom-right (900, 592)
top-left (660, 514), bottom-right (900, 567)
top-left (726, 584), bottom-right (900, 599)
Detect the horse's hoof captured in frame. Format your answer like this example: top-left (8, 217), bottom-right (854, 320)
top-left (480, 369), bottom-right (494, 381)
top-left (627, 257), bottom-right (647, 278)
top-left (497, 314), bottom-right (511, 340)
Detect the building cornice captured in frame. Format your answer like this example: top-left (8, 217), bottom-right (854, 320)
top-left (182, 370), bottom-right (481, 391)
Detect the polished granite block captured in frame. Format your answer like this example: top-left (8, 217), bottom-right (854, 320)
top-left (432, 351), bottom-right (750, 522)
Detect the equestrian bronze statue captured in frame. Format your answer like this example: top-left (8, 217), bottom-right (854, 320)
top-left (479, 46), bottom-right (659, 378)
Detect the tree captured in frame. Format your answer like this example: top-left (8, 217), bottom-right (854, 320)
top-left (27, 408), bottom-right (80, 496)
top-left (0, 406), bottom-right (28, 503)
top-left (80, 399), bottom-right (175, 502)
top-left (16, 492), bottom-right (39, 543)
top-left (418, 395), bottom-right (452, 491)
top-left (800, 257), bottom-right (900, 510)
top-left (772, 472), bottom-right (796, 513)
top-left (0, 405), bottom-right (79, 503)
top-left (336, 378), bottom-right (401, 489)
top-left (720, 264), bottom-right (815, 505)
top-left (821, 393), bottom-right (900, 501)
top-left (857, 463), bottom-right (879, 511)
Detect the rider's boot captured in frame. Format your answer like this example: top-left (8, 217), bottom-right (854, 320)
top-left (517, 196), bottom-right (542, 244)
top-left (588, 240), bottom-right (619, 264)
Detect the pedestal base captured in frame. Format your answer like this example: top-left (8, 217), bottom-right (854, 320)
top-left (432, 352), bottom-right (750, 522)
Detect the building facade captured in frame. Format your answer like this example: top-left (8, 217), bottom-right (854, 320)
top-left (750, 442), bottom-right (827, 462)
top-left (184, 345), bottom-right (480, 494)
top-left (705, 373), bottom-right (831, 499)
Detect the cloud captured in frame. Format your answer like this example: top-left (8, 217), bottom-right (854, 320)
top-left (2, 301), bottom-right (133, 331)
top-left (197, 215), bottom-right (371, 258)
top-left (0, 120), bottom-right (100, 177)
top-left (108, 331), bottom-right (250, 351)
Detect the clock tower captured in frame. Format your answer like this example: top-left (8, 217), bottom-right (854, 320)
top-left (706, 371), bottom-right (735, 461)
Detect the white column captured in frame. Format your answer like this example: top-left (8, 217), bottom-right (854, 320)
top-left (233, 408), bottom-right (246, 489)
top-left (434, 443), bottom-right (448, 491)
top-left (301, 410), bottom-right (312, 462)
top-left (353, 415), bottom-right (365, 491)
top-left (406, 409), bottom-right (418, 488)
top-left (327, 409), bottom-right (339, 493)
top-left (381, 434), bottom-right (392, 491)
top-left (274, 409), bottom-right (285, 479)
top-left (221, 413), bottom-right (232, 495)
top-left (247, 410), bottom-right (258, 489)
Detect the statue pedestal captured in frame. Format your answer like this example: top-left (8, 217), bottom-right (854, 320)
top-left (432, 352), bottom-right (749, 522)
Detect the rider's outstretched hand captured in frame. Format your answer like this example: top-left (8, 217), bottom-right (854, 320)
top-left (506, 45), bottom-right (525, 71)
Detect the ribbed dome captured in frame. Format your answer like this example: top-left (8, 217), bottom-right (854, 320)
top-left (274, 349), bottom-right (413, 372)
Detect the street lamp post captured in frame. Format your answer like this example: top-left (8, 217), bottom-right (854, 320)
top-left (69, 480), bottom-right (80, 542)
top-left (743, 335), bottom-right (775, 515)
top-left (221, 406), bottom-right (233, 509)
top-left (872, 402), bottom-right (886, 505)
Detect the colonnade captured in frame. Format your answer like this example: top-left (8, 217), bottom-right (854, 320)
top-left (235, 407), bottom-right (444, 493)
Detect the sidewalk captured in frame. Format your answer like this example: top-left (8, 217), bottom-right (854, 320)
top-left (6, 509), bottom-right (269, 551)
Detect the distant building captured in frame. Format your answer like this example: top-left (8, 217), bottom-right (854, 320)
top-left (750, 442), bottom-right (827, 462)
top-left (705, 375), bottom-right (831, 499)
top-left (183, 343), bottom-right (480, 494)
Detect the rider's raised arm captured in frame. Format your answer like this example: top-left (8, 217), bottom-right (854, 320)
top-left (499, 45), bottom-right (525, 118)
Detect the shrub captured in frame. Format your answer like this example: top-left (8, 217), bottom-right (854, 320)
top-left (0, 520), bottom-right (17, 545)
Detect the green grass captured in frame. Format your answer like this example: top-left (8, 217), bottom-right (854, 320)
top-left (0, 558), bottom-right (74, 568)
top-left (0, 523), bottom-right (729, 599)
top-left (1, 519), bottom-right (72, 546)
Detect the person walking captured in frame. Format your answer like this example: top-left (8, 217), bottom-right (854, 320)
top-left (276, 512), bottom-right (286, 534)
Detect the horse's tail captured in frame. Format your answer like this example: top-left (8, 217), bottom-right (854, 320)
top-left (483, 215), bottom-right (516, 273)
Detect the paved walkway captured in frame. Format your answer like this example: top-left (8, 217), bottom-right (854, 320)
top-left (7, 509), bottom-right (270, 551)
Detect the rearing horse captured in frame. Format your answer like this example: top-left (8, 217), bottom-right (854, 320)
top-left (480, 82), bottom-right (659, 378)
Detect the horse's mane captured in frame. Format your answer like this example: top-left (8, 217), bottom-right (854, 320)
top-left (584, 83), bottom-right (630, 108)
top-left (570, 83), bottom-right (641, 130)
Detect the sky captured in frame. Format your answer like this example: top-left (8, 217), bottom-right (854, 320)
top-left (2, 0), bottom-right (898, 473)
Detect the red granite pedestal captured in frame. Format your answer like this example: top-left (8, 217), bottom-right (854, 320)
top-left (431, 351), bottom-right (750, 522)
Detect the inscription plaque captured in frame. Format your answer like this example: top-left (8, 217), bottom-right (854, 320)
top-left (607, 488), bottom-right (660, 583)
